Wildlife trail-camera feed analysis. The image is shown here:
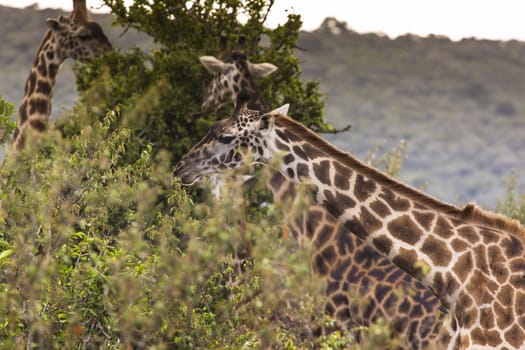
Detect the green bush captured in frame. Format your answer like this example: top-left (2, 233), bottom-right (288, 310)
top-left (0, 103), bottom-right (353, 348)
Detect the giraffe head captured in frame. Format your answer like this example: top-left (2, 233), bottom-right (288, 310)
top-left (199, 35), bottom-right (278, 114)
top-left (174, 89), bottom-right (288, 185)
top-left (44, 14), bottom-right (112, 63)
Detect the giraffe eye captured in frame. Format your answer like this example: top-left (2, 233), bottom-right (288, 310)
top-left (78, 33), bottom-right (90, 40)
top-left (217, 135), bottom-right (235, 144)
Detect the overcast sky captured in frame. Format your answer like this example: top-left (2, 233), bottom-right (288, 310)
top-left (2, 0), bottom-right (525, 41)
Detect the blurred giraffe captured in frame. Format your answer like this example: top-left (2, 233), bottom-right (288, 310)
top-left (12, 0), bottom-right (111, 151)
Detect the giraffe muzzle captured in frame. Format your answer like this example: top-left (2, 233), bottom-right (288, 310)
top-left (173, 162), bottom-right (199, 186)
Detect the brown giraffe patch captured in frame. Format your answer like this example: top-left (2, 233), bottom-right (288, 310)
top-left (468, 270), bottom-right (489, 306)
top-left (470, 327), bottom-right (486, 345)
top-left (283, 153), bottom-right (295, 164)
top-left (379, 188), bottom-right (410, 211)
top-left (275, 129), bottom-right (293, 143)
top-left (29, 119), bottom-right (47, 132)
top-left (343, 218), bottom-right (368, 240)
top-left (313, 225), bottom-right (333, 248)
top-left (479, 307), bottom-right (495, 329)
top-left (29, 98), bottom-right (49, 115)
top-left (302, 143), bottom-right (325, 159)
top-left (432, 272), bottom-right (446, 300)
top-left (359, 207), bottom-right (383, 233)
top-left (474, 245), bottom-right (488, 272)
top-left (458, 226), bottom-right (480, 244)
top-left (320, 246), bottom-right (337, 267)
top-left (497, 284), bottom-right (514, 305)
top-left (293, 145), bottom-right (308, 160)
top-left (322, 190), bottom-right (356, 219)
top-left (36, 57), bottom-right (47, 76)
top-left (49, 63), bottom-right (59, 77)
top-left (453, 251), bottom-right (473, 281)
top-left (27, 72), bottom-right (37, 95)
top-left (333, 162), bottom-right (351, 191)
top-left (314, 254), bottom-right (329, 275)
top-left (412, 210), bottom-right (434, 231)
top-left (392, 248), bottom-right (419, 277)
top-left (458, 292), bottom-right (474, 309)
top-left (354, 174), bottom-right (376, 201)
top-left (505, 324), bottom-right (525, 348)
top-left (296, 163), bottom-right (309, 179)
top-left (510, 273), bottom-right (525, 290)
top-left (275, 139), bottom-right (290, 152)
top-left (494, 301), bottom-right (513, 329)
top-left (458, 304), bottom-right (478, 328)
top-left (433, 216), bottom-right (454, 239)
top-left (372, 235), bottom-right (392, 256)
top-left (486, 330), bottom-right (502, 348)
top-left (388, 215), bottom-right (422, 245)
top-left (451, 238), bottom-right (470, 252)
top-left (421, 235), bottom-right (452, 267)
top-left (503, 235), bottom-right (524, 258)
top-left (36, 80), bottom-right (52, 95)
top-left (480, 229), bottom-right (500, 244)
top-left (313, 160), bottom-right (331, 186)
top-left (369, 199), bottom-right (391, 217)
top-left (487, 245), bottom-right (509, 284)
top-left (516, 292), bottom-right (525, 317)
top-left (444, 272), bottom-right (460, 295)
top-left (305, 209), bottom-right (323, 239)
top-left (19, 101), bottom-right (28, 123)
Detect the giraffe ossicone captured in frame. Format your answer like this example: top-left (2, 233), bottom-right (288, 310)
top-left (175, 89), bottom-right (525, 349)
top-left (12, 2), bottom-right (112, 152)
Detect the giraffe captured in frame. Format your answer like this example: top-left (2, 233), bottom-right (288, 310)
top-left (11, 0), bottom-right (112, 151)
top-left (195, 34), bottom-right (277, 118)
top-left (174, 90), bottom-right (525, 349)
top-left (195, 41), bottom-right (446, 349)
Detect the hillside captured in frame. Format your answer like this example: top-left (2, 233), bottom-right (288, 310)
top-left (298, 18), bottom-right (525, 206)
top-left (0, 7), bottom-right (524, 206)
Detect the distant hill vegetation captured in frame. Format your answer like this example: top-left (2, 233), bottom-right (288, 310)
top-left (0, 7), bottom-right (524, 206)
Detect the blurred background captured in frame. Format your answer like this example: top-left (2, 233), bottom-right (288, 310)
top-left (1, 1), bottom-right (524, 207)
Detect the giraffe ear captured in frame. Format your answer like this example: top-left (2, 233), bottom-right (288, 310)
top-left (265, 103), bottom-right (289, 117)
top-left (249, 62), bottom-right (278, 78)
top-left (47, 18), bottom-right (65, 32)
top-left (199, 56), bottom-right (230, 75)
top-left (258, 104), bottom-right (288, 135)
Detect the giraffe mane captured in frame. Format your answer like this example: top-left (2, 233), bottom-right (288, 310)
top-left (235, 58), bottom-right (269, 112)
top-left (35, 31), bottom-right (53, 63)
top-left (273, 114), bottom-right (525, 239)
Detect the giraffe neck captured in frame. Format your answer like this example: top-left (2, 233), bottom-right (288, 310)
top-left (244, 83), bottom-right (268, 112)
top-left (267, 115), bottom-right (524, 312)
top-left (230, 59), bottom-right (269, 112)
top-left (13, 30), bottom-right (64, 150)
